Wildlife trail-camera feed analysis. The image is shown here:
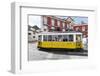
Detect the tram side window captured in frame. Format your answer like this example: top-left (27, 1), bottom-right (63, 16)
top-left (52, 35), bottom-right (58, 41)
top-left (58, 35), bottom-right (63, 41)
top-left (69, 35), bottom-right (73, 41)
top-left (38, 35), bottom-right (42, 41)
top-left (48, 35), bottom-right (52, 41)
top-left (63, 35), bottom-right (68, 41)
top-left (43, 35), bottom-right (47, 41)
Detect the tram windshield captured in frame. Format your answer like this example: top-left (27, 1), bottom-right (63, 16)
top-left (38, 35), bottom-right (42, 41)
top-left (76, 35), bottom-right (81, 42)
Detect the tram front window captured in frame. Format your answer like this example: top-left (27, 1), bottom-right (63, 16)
top-left (38, 35), bottom-right (42, 41)
top-left (76, 35), bottom-right (81, 42)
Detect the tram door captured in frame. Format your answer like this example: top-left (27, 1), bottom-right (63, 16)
top-left (38, 35), bottom-right (42, 46)
top-left (76, 35), bottom-right (82, 48)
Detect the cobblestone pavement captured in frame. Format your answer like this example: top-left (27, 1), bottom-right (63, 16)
top-left (28, 42), bottom-right (88, 61)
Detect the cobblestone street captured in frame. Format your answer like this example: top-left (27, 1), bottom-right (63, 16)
top-left (28, 42), bottom-right (87, 61)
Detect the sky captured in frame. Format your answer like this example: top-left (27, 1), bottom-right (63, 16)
top-left (29, 15), bottom-right (42, 28)
top-left (58, 16), bottom-right (88, 24)
top-left (28, 15), bottom-right (88, 28)
top-left (73, 17), bottom-right (88, 24)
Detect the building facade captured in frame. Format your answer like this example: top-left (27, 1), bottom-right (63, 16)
top-left (28, 25), bottom-right (41, 42)
top-left (42, 16), bottom-right (74, 32)
top-left (73, 24), bottom-right (88, 37)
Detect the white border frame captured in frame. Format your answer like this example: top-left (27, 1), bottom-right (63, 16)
top-left (11, 2), bottom-right (97, 74)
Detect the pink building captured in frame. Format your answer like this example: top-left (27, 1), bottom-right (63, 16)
top-left (73, 24), bottom-right (88, 37)
top-left (42, 16), bottom-right (74, 32)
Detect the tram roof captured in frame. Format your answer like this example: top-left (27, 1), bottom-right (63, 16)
top-left (38, 31), bottom-right (82, 35)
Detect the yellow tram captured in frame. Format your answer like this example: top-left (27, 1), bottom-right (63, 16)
top-left (37, 32), bottom-right (83, 50)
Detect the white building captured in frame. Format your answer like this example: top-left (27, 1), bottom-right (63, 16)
top-left (28, 31), bottom-right (37, 42)
top-left (28, 25), bottom-right (41, 42)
